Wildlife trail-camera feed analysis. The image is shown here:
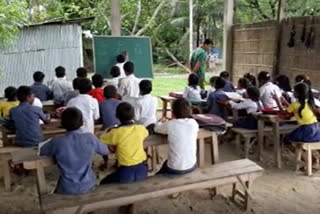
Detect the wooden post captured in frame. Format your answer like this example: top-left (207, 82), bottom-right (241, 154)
top-left (223, 0), bottom-right (234, 74)
top-left (189, 0), bottom-right (193, 58)
top-left (111, 0), bottom-right (121, 36)
top-left (277, 0), bottom-right (287, 22)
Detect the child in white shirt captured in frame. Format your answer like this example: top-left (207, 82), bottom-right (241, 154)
top-left (51, 66), bottom-right (73, 105)
top-left (105, 66), bottom-right (121, 89)
top-left (258, 71), bottom-right (282, 108)
top-left (118, 61), bottom-right (140, 101)
top-left (155, 98), bottom-right (199, 174)
top-left (183, 73), bottom-right (202, 101)
top-left (207, 76), bottom-right (218, 96)
top-left (67, 78), bottom-right (99, 133)
top-left (229, 86), bottom-right (262, 130)
top-left (134, 80), bottom-right (158, 133)
top-left (237, 78), bottom-right (251, 98)
top-left (115, 54), bottom-right (126, 78)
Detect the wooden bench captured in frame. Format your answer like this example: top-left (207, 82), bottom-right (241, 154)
top-left (0, 146), bottom-right (29, 191)
top-left (25, 159), bottom-right (263, 214)
top-left (232, 124), bottom-right (298, 159)
top-left (295, 142), bottom-right (320, 176)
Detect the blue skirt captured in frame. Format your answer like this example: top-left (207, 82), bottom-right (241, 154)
top-left (100, 162), bottom-right (148, 184)
top-left (285, 123), bottom-right (320, 143)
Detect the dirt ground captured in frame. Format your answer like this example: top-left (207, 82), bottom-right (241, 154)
top-left (1, 140), bottom-right (320, 214)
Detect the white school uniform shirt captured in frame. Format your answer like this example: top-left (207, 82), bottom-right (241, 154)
top-left (118, 74), bottom-right (141, 100)
top-left (134, 94), bottom-right (158, 127)
top-left (236, 88), bottom-right (247, 97)
top-left (259, 82), bottom-right (282, 108)
top-left (183, 86), bottom-right (202, 101)
top-left (116, 62), bottom-right (126, 78)
top-left (230, 99), bottom-right (261, 114)
top-left (51, 77), bottom-right (73, 103)
top-left (105, 77), bottom-right (120, 89)
top-left (67, 94), bottom-right (99, 134)
top-left (155, 118), bottom-right (199, 171)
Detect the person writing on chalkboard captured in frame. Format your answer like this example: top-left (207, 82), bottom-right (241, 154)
top-left (190, 39), bottom-right (213, 89)
top-left (115, 51), bottom-right (128, 78)
top-left (118, 61), bottom-right (141, 101)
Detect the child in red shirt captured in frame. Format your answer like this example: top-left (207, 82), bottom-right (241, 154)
top-left (89, 74), bottom-right (105, 102)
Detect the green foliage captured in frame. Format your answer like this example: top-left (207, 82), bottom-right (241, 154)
top-left (0, 0), bottom-right (28, 47)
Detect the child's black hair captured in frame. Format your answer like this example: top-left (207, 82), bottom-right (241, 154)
top-left (139, 80), bottom-right (152, 96)
top-left (116, 102), bottom-right (135, 123)
top-left (214, 77), bottom-right (226, 89)
top-left (294, 83), bottom-right (317, 118)
top-left (55, 66), bottom-right (66, 78)
top-left (72, 77), bottom-right (80, 90)
top-left (33, 71), bottom-right (45, 83)
top-left (295, 74), bottom-right (312, 86)
top-left (209, 76), bottom-right (218, 86)
top-left (238, 78), bottom-right (250, 89)
top-left (246, 86), bottom-right (260, 102)
top-left (116, 54), bottom-right (126, 63)
top-left (244, 73), bottom-right (257, 86)
top-left (203, 39), bottom-right (213, 45)
top-left (77, 78), bottom-right (92, 94)
top-left (91, 74), bottom-right (104, 88)
top-left (16, 86), bottom-right (32, 102)
top-left (172, 98), bottom-right (191, 119)
top-left (104, 85), bottom-right (117, 99)
top-left (220, 71), bottom-right (230, 79)
top-left (76, 67), bottom-right (88, 78)
top-left (110, 66), bottom-right (121, 78)
top-left (124, 61), bottom-right (134, 75)
top-left (4, 86), bottom-right (17, 101)
top-left (257, 71), bottom-right (271, 84)
top-left (61, 107), bottom-right (83, 131)
top-left (188, 73), bottom-right (199, 89)
top-left (275, 75), bottom-right (292, 92)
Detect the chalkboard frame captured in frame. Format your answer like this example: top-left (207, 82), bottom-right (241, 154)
top-left (93, 35), bottom-right (154, 78)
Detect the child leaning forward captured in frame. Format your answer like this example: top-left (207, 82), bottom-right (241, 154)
top-left (40, 107), bottom-right (109, 195)
top-left (99, 102), bottom-right (149, 184)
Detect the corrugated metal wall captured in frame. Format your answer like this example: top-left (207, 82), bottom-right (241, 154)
top-left (0, 24), bottom-right (83, 96)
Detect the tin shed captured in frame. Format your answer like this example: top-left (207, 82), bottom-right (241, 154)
top-left (0, 21), bottom-right (85, 96)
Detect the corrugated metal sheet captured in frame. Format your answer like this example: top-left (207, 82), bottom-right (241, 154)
top-left (0, 24), bottom-right (83, 96)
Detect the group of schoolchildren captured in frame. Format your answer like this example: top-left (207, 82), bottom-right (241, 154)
top-left (0, 55), bottom-right (200, 195)
top-left (182, 70), bottom-right (320, 148)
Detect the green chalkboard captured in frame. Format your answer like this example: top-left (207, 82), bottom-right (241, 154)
top-left (93, 36), bottom-right (153, 78)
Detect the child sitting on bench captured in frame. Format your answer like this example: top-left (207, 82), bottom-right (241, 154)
top-left (10, 86), bottom-right (50, 147)
top-left (229, 86), bottom-right (262, 130)
top-left (155, 98), bottom-right (199, 175)
top-left (40, 107), bottom-right (109, 195)
top-left (0, 86), bottom-right (19, 117)
top-left (183, 73), bottom-right (202, 102)
top-left (89, 74), bottom-right (105, 102)
top-left (100, 102), bottom-right (149, 184)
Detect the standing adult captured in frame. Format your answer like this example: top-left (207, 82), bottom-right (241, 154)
top-left (190, 39), bottom-right (213, 89)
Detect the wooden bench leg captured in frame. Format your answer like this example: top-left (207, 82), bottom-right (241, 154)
top-left (235, 134), bottom-right (241, 156)
top-left (244, 180), bottom-right (251, 211)
top-left (210, 133), bottom-right (219, 165)
top-left (231, 183), bottom-right (237, 201)
top-left (152, 146), bottom-right (157, 172)
top-left (198, 138), bottom-right (205, 168)
top-left (307, 145), bottom-right (312, 176)
top-left (295, 145), bottom-right (302, 171)
top-left (258, 119), bottom-right (264, 161)
top-left (3, 159), bottom-right (11, 192)
top-left (244, 138), bottom-right (251, 159)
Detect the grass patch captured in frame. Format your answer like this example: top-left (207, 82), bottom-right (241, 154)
top-left (152, 76), bottom-right (187, 97)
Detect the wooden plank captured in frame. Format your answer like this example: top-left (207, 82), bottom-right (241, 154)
top-left (301, 143), bottom-right (320, 150)
top-left (42, 159), bottom-right (263, 211)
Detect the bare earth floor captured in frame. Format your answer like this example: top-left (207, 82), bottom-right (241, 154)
top-left (1, 141), bottom-right (320, 214)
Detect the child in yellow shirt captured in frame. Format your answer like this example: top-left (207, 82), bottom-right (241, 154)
top-left (274, 82), bottom-right (320, 143)
top-left (0, 86), bottom-right (19, 117)
top-left (99, 102), bottom-right (148, 184)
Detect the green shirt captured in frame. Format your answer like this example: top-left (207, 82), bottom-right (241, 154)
top-left (191, 47), bottom-right (207, 81)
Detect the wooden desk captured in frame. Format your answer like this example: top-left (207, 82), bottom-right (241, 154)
top-left (257, 114), bottom-right (296, 169)
top-left (158, 96), bottom-right (177, 119)
top-left (42, 100), bottom-right (57, 114)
